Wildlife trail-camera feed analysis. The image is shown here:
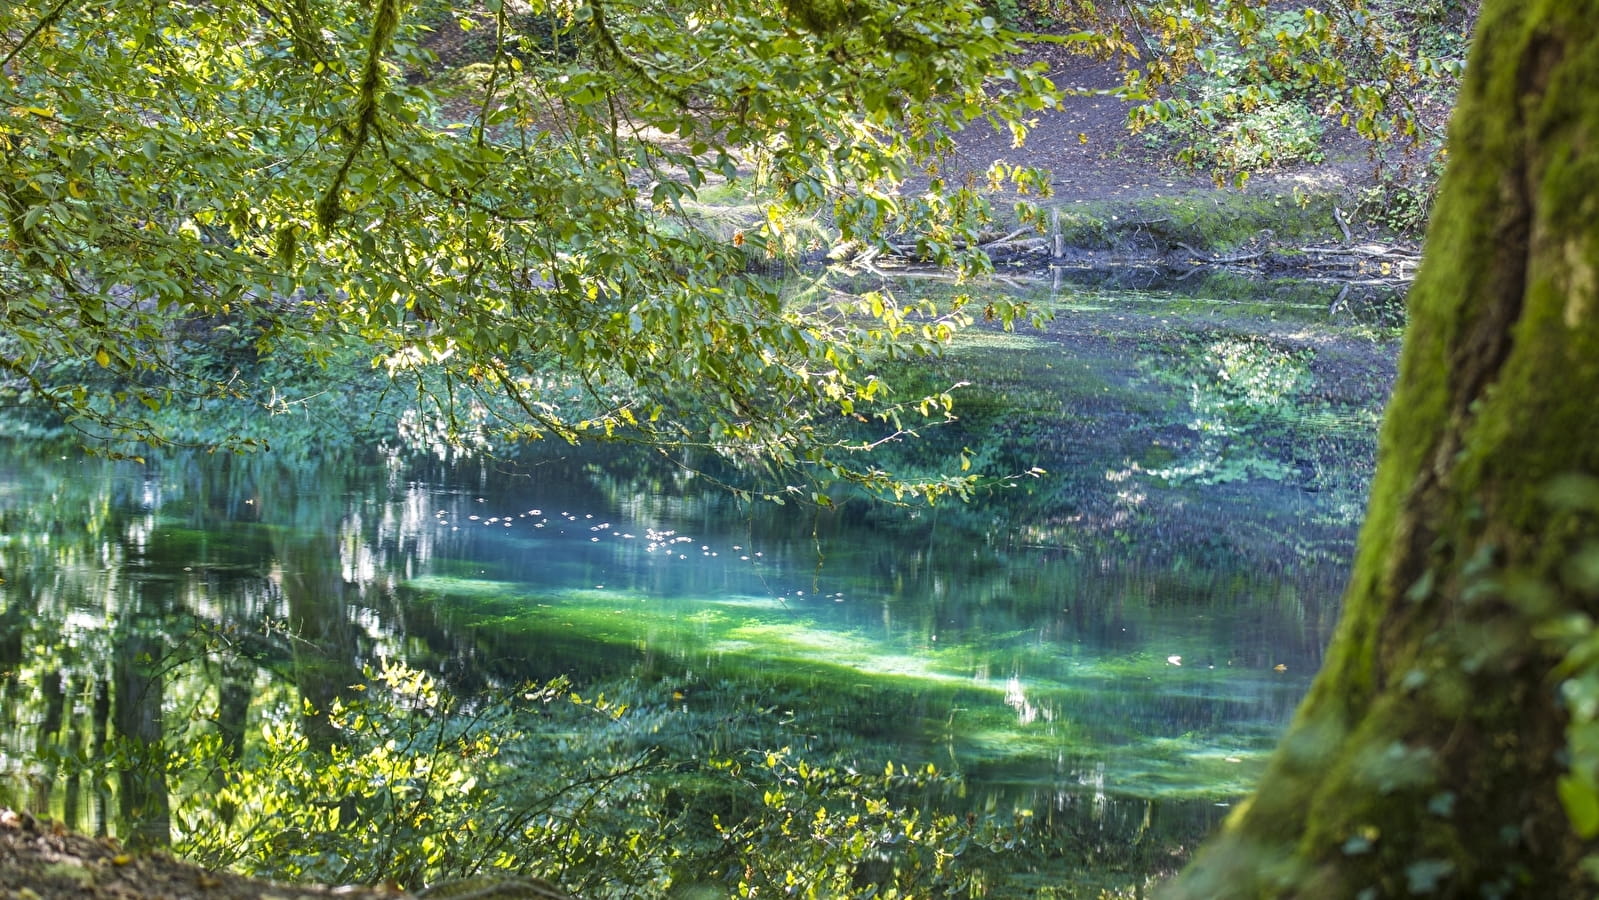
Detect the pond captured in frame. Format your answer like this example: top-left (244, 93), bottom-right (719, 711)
top-left (0, 269), bottom-right (1401, 896)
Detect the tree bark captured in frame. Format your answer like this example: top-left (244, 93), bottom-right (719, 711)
top-left (1164, 1), bottom-right (1599, 896)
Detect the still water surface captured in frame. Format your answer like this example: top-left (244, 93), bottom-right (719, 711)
top-left (0, 271), bottom-right (1400, 891)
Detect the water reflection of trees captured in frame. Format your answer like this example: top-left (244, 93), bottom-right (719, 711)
top-left (0, 446), bottom-right (440, 839)
top-left (0, 424), bottom-right (1357, 882)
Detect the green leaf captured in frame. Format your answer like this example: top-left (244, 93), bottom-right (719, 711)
top-left (1562, 774), bottom-right (1599, 837)
top-left (1404, 859), bottom-right (1455, 894)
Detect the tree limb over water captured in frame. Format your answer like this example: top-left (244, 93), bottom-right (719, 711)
top-left (0, 0), bottom-right (1065, 500)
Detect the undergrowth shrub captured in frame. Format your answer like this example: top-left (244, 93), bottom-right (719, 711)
top-left (1136, 42), bottom-right (1325, 178)
top-left (157, 660), bottom-right (1007, 898)
top-left (1354, 156), bottom-right (1445, 236)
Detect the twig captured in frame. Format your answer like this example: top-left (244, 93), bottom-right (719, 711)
top-left (1170, 243), bottom-right (1262, 265)
top-left (889, 225), bottom-right (1033, 257)
top-left (978, 225), bottom-right (1034, 248)
top-left (0, 0), bottom-right (76, 73)
top-left (1302, 244), bottom-right (1418, 258)
top-left (1210, 249), bottom-right (1264, 264)
top-left (1330, 282), bottom-right (1351, 315)
top-left (1332, 206), bottom-right (1353, 244)
top-left (1110, 217), bottom-right (1171, 229)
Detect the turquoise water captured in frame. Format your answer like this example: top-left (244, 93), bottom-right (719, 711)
top-left (0, 271), bottom-right (1399, 892)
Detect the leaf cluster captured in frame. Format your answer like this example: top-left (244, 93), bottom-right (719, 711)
top-left (154, 659), bottom-right (1007, 898)
top-left (1121, 0), bottom-right (1474, 183)
top-left (1537, 478), bottom-right (1599, 863)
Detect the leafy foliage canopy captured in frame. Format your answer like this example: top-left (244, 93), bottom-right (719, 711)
top-left (1, 0), bottom-right (1064, 497)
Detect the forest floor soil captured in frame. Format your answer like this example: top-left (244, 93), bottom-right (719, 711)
top-left (966, 45), bottom-right (1384, 198)
top-left (938, 45), bottom-right (1427, 261)
top-left (1, 808), bottom-right (399, 900)
top-left (1, 808), bottom-right (574, 900)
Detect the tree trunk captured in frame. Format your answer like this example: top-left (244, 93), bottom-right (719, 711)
top-left (1164, 1), bottom-right (1599, 896)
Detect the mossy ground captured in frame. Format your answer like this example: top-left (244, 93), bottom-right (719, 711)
top-left (1046, 188), bottom-right (1360, 256)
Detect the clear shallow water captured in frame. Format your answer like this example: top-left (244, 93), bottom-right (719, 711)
top-left (0, 272), bottom-right (1399, 891)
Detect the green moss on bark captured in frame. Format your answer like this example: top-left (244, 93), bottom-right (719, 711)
top-left (1163, 1), bottom-right (1599, 896)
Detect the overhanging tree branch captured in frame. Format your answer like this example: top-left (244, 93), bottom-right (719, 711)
top-left (317, 0), bottom-right (401, 230)
top-left (0, 0), bottom-right (76, 74)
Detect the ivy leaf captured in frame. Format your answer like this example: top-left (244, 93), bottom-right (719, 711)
top-left (1560, 774), bottom-right (1599, 837)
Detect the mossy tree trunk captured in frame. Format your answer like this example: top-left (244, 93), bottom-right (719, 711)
top-left (1164, 1), bottom-right (1599, 896)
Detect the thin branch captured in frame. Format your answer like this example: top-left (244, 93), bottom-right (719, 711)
top-left (318, 0), bottom-right (401, 229)
top-left (978, 225), bottom-right (1034, 248)
top-left (1332, 206), bottom-right (1353, 243)
top-left (0, 0), bottom-right (77, 74)
top-left (474, 4), bottom-right (509, 149)
top-left (588, 0), bottom-right (690, 107)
